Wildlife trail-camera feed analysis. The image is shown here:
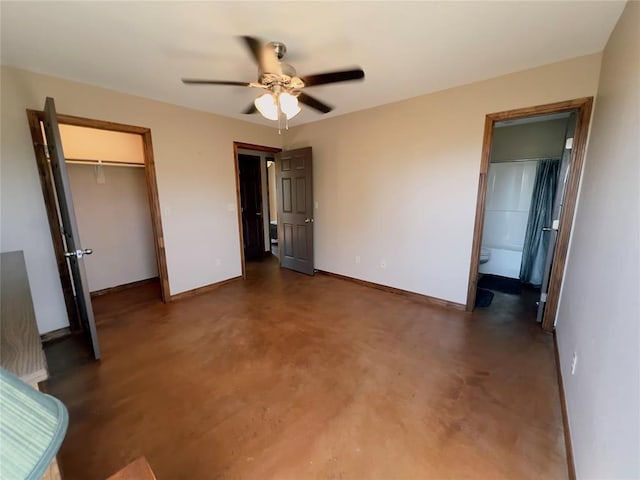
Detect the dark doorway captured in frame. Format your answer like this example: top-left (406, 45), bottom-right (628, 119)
top-left (232, 142), bottom-right (281, 278)
top-left (238, 154), bottom-right (265, 261)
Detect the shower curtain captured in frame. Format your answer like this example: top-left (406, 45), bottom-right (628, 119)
top-left (519, 158), bottom-right (561, 286)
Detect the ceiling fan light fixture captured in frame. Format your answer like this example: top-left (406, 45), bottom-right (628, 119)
top-left (254, 93), bottom-right (278, 120)
top-left (279, 92), bottom-right (301, 119)
top-left (255, 92), bottom-right (301, 122)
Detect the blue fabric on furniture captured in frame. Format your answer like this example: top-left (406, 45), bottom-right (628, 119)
top-left (0, 368), bottom-right (68, 480)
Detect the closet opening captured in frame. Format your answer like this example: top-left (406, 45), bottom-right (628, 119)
top-left (466, 98), bottom-right (593, 332)
top-left (26, 110), bottom-right (169, 338)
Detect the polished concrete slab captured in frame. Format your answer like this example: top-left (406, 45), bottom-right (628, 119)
top-left (44, 257), bottom-right (567, 479)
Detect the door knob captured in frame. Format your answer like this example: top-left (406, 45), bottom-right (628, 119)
top-left (256, 212), bottom-right (262, 216)
top-left (64, 249), bottom-right (93, 259)
top-left (542, 227), bottom-right (552, 232)
top-left (304, 218), bottom-right (314, 223)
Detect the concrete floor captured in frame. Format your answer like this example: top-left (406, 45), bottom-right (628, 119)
top-left (43, 257), bottom-right (567, 479)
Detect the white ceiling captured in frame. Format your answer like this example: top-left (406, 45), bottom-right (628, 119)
top-left (1, 1), bottom-right (625, 127)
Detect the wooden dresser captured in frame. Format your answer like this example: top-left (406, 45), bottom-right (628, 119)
top-left (1, 251), bottom-right (62, 479)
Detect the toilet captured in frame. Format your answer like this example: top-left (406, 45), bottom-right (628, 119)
top-left (479, 247), bottom-right (491, 264)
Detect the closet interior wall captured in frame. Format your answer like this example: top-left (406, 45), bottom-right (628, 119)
top-left (53, 124), bottom-right (158, 293)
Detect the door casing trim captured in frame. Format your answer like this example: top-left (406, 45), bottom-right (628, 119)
top-left (232, 142), bottom-right (282, 278)
top-left (465, 97), bottom-right (594, 331)
top-left (26, 109), bottom-right (171, 320)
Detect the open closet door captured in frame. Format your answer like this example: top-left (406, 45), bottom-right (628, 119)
top-left (42, 97), bottom-right (101, 359)
top-left (277, 147), bottom-right (314, 275)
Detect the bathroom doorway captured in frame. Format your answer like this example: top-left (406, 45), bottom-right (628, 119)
top-left (466, 98), bottom-right (593, 331)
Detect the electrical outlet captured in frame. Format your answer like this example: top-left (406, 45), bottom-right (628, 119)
top-left (380, 259), bottom-right (387, 270)
top-left (355, 256), bottom-right (361, 264)
top-left (571, 352), bottom-right (578, 375)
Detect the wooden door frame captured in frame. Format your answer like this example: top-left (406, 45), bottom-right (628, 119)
top-left (465, 97), bottom-right (593, 332)
top-left (264, 155), bottom-right (276, 255)
top-left (26, 110), bottom-right (171, 322)
top-left (232, 142), bottom-right (282, 278)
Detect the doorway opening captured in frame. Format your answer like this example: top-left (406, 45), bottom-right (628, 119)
top-left (233, 142), bottom-right (282, 277)
top-left (27, 108), bottom-right (169, 349)
top-left (466, 98), bottom-right (593, 332)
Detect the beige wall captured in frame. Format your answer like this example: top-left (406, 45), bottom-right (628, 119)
top-left (556, 3), bottom-right (640, 478)
top-left (0, 66), bottom-right (280, 333)
top-left (284, 54), bottom-right (602, 304)
top-left (491, 118), bottom-right (568, 162)
top-left (67, 164), bottom-right (158, 292)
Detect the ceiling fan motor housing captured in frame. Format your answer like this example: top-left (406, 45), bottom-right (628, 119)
top-left (268, 41), bottom-right (287, 60)
top-left (257, 41), bottom-right (304, 89)
top-left (260, 64), bottom-right (304, 90)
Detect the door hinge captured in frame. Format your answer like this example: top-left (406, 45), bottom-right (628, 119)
top-left (35, 143), bottom-right (50, 157)
top-left (565, 137), bottom-right (574, 150)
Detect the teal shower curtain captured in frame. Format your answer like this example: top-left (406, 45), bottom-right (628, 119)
top-left (519, 159), bottom-right (561, 286)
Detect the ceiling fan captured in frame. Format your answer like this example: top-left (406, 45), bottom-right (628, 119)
top-left (182, 36), bottom-right (365, 125)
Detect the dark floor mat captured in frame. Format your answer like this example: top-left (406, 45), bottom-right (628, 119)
top-left (478, 274), bottom-right (522, 295)
top-left (475, 288), bottom-right (494, 308)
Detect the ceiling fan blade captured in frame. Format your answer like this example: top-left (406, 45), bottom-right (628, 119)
top-left (298, 92), bottom-right (333, 114)
top-left (240, 36), bottom-right (280, 74)
top-left (301, 68), bottom-right (365, 87)
top-left (242, 103), bottom-right (257, 114)
top-left (182, 79), bottom-right (250, 86)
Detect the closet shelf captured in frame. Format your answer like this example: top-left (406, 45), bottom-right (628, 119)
top-left (45, 156), bottom-right (144, 168)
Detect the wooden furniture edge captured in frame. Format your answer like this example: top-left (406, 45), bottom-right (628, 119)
top-left (554, 334), bottom-right (577, 480)
top-left (169, 276), bottom-right (242, 302)
top-left (90, 277), bottom-right (159, 298)
top-left (0, 251), bottom-right (50, 384)
top-left (317, 270), bottom-right (467, 311)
